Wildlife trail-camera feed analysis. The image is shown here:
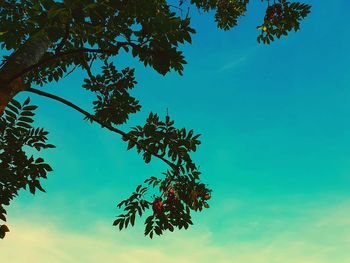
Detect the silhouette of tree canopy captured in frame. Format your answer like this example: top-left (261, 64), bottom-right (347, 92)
top-left (0, 0), bottom-right (311, 239)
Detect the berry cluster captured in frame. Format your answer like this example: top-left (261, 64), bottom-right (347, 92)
top-left (152, 188), bottom-right (180, 217)
top-left (152, 197), bottom-right (163, 215)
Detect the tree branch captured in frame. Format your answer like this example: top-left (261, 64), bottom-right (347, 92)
top-left (5, 42), bottom-right (135, 86)
top-left (26, 87), bottom-right (177, 170)
top-left (55, 22), bottom-right (71, 54)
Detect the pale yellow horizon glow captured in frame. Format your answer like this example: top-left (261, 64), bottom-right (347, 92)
top-left (2, 202), bottom-right (350, 263)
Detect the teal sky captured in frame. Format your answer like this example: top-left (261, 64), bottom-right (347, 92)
top-left (2, 1), bottom-right (350, 262)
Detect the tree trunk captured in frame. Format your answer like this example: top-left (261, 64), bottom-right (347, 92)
top-left (0, 29), bottom-right (51, 115)
top-left (0, 29), bottom-right (52, 115)
top-left (0, 11), bottom-right (70, 116)
top-left (0, 78), bottom-right (25, 114)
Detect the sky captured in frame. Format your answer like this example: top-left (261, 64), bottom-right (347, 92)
top-left (2, 1), bottom-right (350, 262)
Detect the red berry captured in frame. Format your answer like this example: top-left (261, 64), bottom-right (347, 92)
top-left (204, 194), bottom-right (211, 200)
top-left (152, 199), bottom-right (163, 214)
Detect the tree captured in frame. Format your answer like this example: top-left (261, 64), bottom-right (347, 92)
top-left (0, 0), bottom-right (310, 240)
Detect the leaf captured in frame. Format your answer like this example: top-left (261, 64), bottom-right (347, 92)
top-left (35, 180), bottom-right (46, 193)
top-left (19, 117), bottom-right (34, 123)
top-left (42, 163), bottom-right (52, 172)
top-left (119, 218), bottom-right (124, 231)
top-left (130, 213), bottom-right (136, 226)
top-left (23, 105), bottom-right (38, 111)
top-left (143, 153), bottom-right (151, 164)
top-left (23, 97), bottom-right (31, 106)
top-left (137, 206), bottom-right (142, 217)
top-left (21, 111), bottom-right (35, 117)
top-left (0, 225), bottom-right (9, 239)
top-left (6, 104), bottom-right (19, 114)
top-left (35, 158), bottom-right (44, 163)
top-left (4, 110), bottom-right (16, 119)
top-left (10, 99), bottom-right (21, 109)
top-left (28, 183), bottom-right (36, 194)
top-left (154, 226), bottom-right (162, 235)
top-left (17, 121), bottom-right (31, 129)
top-left (127, 140), bottom-right (136, 150)
top-left (0, 213), bottom-right (6, 222)
top-left (136, 184), bottom-right (142, 193)
top-left (113, 218), bottom-right (122, 226)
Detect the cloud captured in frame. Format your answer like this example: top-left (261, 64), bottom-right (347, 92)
top-left (219, 55), bottom-right (249, 72)
top-left (218, 48), bottom-right (256, 72)
top-left (1, 219), bottom-right (219, 263)
top-left (2, 202), bottom-right (350, 263)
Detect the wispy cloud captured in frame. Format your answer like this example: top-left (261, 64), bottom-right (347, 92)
top-left (218, 48), bottom-right (256, 72)
top-left (219, 55), bottom-right (249, 72)
top-left (2, 202), bottom-right (350, 263)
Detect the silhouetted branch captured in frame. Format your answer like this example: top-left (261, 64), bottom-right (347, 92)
top-left (5, 42), bottom-right (136, 85)
top-left (26, 87), bottom-right (177, 170)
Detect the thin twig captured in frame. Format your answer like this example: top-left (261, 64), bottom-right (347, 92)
top-left (63, 64), bottom-right (77, 78)
top-left (168, 4), bottom-right (183, 16)
top-left (81, 54), bottom-right (94, 80)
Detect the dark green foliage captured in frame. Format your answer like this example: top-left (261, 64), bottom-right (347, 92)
top-left (215, 0), bottom-right (249, 30)
top-left (190, 0), bottom-right (249, 30)
top-left (0, 0), bottom-right (311, 239)
top-left (114, 167), bottom-right (212, 238)
top-left (83, 63), bottom-right (141, 125)
top-left (257, 0), bottom-right (311, 44)
top-left (124, 113), bottom-right (200, 168)
top-left (114, 114), bottom-right (211, 238)
top-left (0, 98), bottom-right (54, 224)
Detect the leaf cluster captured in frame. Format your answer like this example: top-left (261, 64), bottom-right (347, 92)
top-left (215, 0), bottom-right (249, 30)
top-left (0, 0), bottom-right (312, 87)
top-left (125, 113), bottom-right (200, 168)
top-left (115, 167), bottom-right (212, 238)
top-left (257, 0), bottom-right (311, 44)
top-left (83, 63), bottom-right (141, 125)
top-left (0, 98), bottom-right (54, 225)
top-left (114, 114), bottom-right (211, 238)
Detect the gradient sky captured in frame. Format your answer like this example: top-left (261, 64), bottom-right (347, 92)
top-left (2, 1), bottom-right (350, 262)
